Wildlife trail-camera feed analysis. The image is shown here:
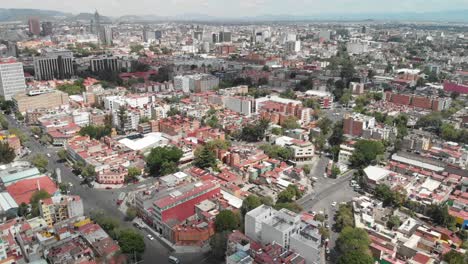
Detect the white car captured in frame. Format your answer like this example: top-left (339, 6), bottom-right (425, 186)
top-left (331, 202), bottom-right (337, 207)
top-left (147, 234), bottom-right (154, 241)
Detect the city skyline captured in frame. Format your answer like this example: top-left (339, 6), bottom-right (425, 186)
top-left (1, 0), bottom-right (468, 18)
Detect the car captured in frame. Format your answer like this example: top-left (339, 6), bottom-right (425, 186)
top-left (105, 187), bottom-right (113, 190)
top-left (168, 256), bottom-right (180, 264)
top-left (46, 153), bottom-right (51, 158)
top-left (331, 202), bottom-right (337, 207)
top-left (147, 234), bottom-right (154, 240)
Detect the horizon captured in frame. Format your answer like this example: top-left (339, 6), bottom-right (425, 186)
top-left (1, 0), bottom-right (468, 18)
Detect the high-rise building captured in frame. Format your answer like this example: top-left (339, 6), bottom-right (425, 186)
top-left (193, 31), bottom-right (203, 41)
top-left (90, 56), bottom-right (119, 73)
top-left (28, 18), bottom-right (41, 35)
top-left (41, 22), bottom-right (53, 36)
top-left (0, 57), bottom-right (26, 100)
top-left (219, 31), bottom-right (232, 42)
top-left (99, 26), bottom-right (113, 46)
top-left (155, 30), bottom-right (162, 39)
top-left (94, 10), bottom-right (101, 35)
top-left (212, 33), bottom-right (219, 43)
top-left (33, 49), bottom-right (74, 80)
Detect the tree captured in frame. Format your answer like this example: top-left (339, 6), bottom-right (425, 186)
top-left (0, 114), bottom-right (8, 129)
top-left (302, 165), bottom-right (311, 175)
top-left (271, 127), bottom-right (282, 135)
top-left (442, 250), bottom-right (465, 264)
top-left (281, 116), bottom-right (300, 130)
top-left (0, 142), bottom-right (15, 164)
top-left (8, 128), bottom-right (27, 143)
top-left (79, 125), bottom-right (112, 140)
top-left (166, 107), bottom-right (180, 117)
top-left (318, 117), bottom-right (333, 136)
top-left (319, 226), bottom-right (330, 239)
top-left (125, 207), bottom-right (137, 221)
top-left (277, 185), bottom-right (303, 203)
top-left (116, 228), bottom-right (146, 257)
top-left (193, 145), bottom-right (217, 170)
top-left (82, 165), bottom-right (96, 178)
top-left (241, 195), bottom-right (262, 216)
top-left (427, 204), bottom-right (456, 228)
top-left (210, 231), bottom-right (230, 260)
top-left (126, 167), bottom-right (141, 182)
top-left (339, 89), bottom-right (352, 106)
top-left (334, 204), bottom-right (354, 232)
top-left (280, 88), bottom-right (297, 99)
top-left (336, 227), bottom-right (371, 255)
top-left (328, 121), bottom-right (344, 147)
top-left (117, 106), bottom-right (127, 131)
top-left (274, 202), bottom-right (302, 213)
top-left (386, 215), bottom-right (401, 230)
top-left (31, 154), bottom-right (48, 172)
top-left (215, 210), bottom-right (240, 232)
top-left (146, 146), bottom-right (183, 176)
top-left (39, 134), bottom-right (50, 145)
top-left (331, 165), bottom-right (341, 178)
top-left (350, 140), bottom-right (385, 168)
top-left (30, 126), bottom-right (41, 135)
top-left (239, 119), bottom-right (269, 142)
top-left (260, 144), bottom-right (294, 161)
top-left (30, 190), bottom-right (51, 216)
top-left (57, 149), bottom-right (68, 161)
top-left (337, 250), bottom-right (374, 264)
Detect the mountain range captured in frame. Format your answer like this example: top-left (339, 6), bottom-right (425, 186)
top-left (0, 8), bottom-right (467, 23)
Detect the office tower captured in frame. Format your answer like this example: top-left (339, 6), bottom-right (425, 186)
top-left (99, 26), bottom-right (113, 46)
top-left (0, 57), bottom-right (26, 100)
top-left (90, 19), bottom-right (95, 34)
top-left (28, 18), bottom-right (41, 35)
top-left (94, 10), bottom-right (101, 35)
top-left (212, 33), bottom-right (219, 43)
top-left (219, 31), bottom-right (232, 42)
top-left (90, 56), bottom-right (119, 73)
top-left (362, 26), bottom-right (367, 34)
top-left (285, 40), bottom-right (301, 53)
top-left (143, 26), bottom-right (150, 42)
top-left (193, 31), bottom-right (203, 41)
top-left (155, 30), bottom-right (162, 39)
top-left (33, 49), bottom-right (74, 80)
top-left (41, 22), bottom-right (53, 36)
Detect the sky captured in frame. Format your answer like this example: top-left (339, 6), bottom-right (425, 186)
top-left (1, 0), bottom-right (467, 17)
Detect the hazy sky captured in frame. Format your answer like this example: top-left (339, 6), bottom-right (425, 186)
top-left (1, 0), bottom-right (467, 17)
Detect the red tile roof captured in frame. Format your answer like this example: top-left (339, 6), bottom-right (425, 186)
top-left (6, 176), bottom-right (58, 204)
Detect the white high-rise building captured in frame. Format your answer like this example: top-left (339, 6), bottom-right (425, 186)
top-left (0, 58), bottom-right (26, 100)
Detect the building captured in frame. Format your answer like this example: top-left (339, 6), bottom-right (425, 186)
top-left (39, 195), bottom-right (84, 226)
top-left (383, 92), bottom-right (451, 111)
top-left (90, 56), bottom-right (119, 73)
top-left (99, 26), bottom-right (113, 46)
top-left (346, 38), bottom-right (369, 54)
top-left (274, 136), bottom-right (315, 163)
top-left (33, 49), bottom-right (74, 80)
top-left (13, 89), bottom-right (69, 113)
top-left (285, 41), bottom-right (301, 53)
top-left (151, 181), bottom-right (220, 238)
top-left (219, 31), bottom-right (232, 42)
top-left (41, 22), bottom-right (53, 36)
top-left (6, 176), bottom-right (58, 205)
top-left (118, 132), bottom-right (169, 153)
top-left (0, 57), bottom-right (26, 100)
top-left (245, 205), bottom-right (322, 264)
top-left (28, 18), bottom-right (41, 35)
top-left (343, 113), bottom-right (376, 137)
top-left (224, 96), bottom-right (254, 116)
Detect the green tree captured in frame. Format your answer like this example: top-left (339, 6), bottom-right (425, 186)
top-left (146, 146), bottom-right (183, 176)
top-left (318, 117), bottom-right (333, 136)
top-left (239, 119), bottom-right (269, 142)
top-left (334, 204), bottom-right (354, 232)
top-left (0, 142), bottom-right (15, 164)
top-left (79, 125), bottom-right (112, 140)
top-left (8, 128), bottom-right (27, 143)
top-left (328, 121), bottom-right (344, 147)
top-left (31, 154), bottom-right (48, 172)
top-left (274, 202), bottom-right (302, 213)
top-left (442, 250), bottom-right (465, 264)
top-left (57, 149), bottom-right (68, 161)
top-left (30, 190), bottom-right (51, 217)
top-left (126, 167), bottom-right (141, 182)
top-left (82, 165), bottom-right (96, 178)
top-left (271, 127), bottom-right (283, 135)
top-left (0, 114), bottom-right (9, 129)
top-left (386, 215), bottom-right (401, 230)
top-left (350, 140), bottom-right (385, 168)
top-left (30, 126), bottom-right (42, 135)
top-left (241, 195), bottom-right (262, 216)
top-left (331, 165), bottom-right (341, 178)
top-left (210, 231), bottom-right (230, 260)
top-left (17, 202), bottom-right (29, 217)
top-left (428, 204), bottom-right (456, 228)
top-left (280, 88), bottom-right (297, 99)
top-left (117, 106), bottom-right (127, 131)
top-left (336, 227), bottom-right (371, 255)
top-left (277, 185), bottom-right (303, 203)
top-left (167, 107), bottom-right (181, 117)
top-left (215, 210), bottom-right (240, 232)
top-left (281, 116), bottom-right (300, 130)
top-left (302, 165), bottom-right (311, 175)
top-left (259, 144), bottom-right (294, 161)
top-left (116, 228), bottom-right (146, 257)
top-left (339, 89), bottom-right (352, 106)
top-left (337, 250), bottom-right (374, 264)
top-left (125, 207), bottom-right (137, 221)
top-left (194, 145), bottom-right (217, 169)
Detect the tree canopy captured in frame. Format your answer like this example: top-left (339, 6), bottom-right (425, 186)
top-left (239, 119), bottom-right (269, 142)
top-left (350, 140), bottom-right (385, 168)
top-left (79, 125), bottom-right (112, 140)
top-left (0, 142), bottom-right (15, 164)
top-left (277, 185), bottom-right (303, 203)
top-left (336, 227), bottom-right (371, 256)
top-left (334, 203), bottom-right (354, 232)
top-left (259, 144), bottom-right (294, 161)
top-left (193, 145), bottom-right (217, 170)
top-left (146, 146), bottom-right (183, 176)
top-left (31, 154), bottom-right (48, 172)
top-left (215, 210), bottom-right (240, 232)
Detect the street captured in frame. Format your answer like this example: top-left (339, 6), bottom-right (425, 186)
top-left (4, 115), bottom-right (210, 264)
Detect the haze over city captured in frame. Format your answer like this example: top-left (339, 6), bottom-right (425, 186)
top-left (0, 1), bottom-right (467, 264)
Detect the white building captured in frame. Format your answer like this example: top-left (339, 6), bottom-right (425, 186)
top-left (223, 96), bottom-right (253, 116)
top-left (285, 40), bottom-right (301, 53)
top-left (274, 136), bottom-right (315, 163)
top-left (118, 132), bottom-right (169, 153)
top-left (347, 38), bottom-right (369, 55)
top-left (72, 111), bottom-right (90, 127)
top-left (174, 75), bottom-right (190, 93)
top-left (245, 205), bottom-right (322, 264)
top-left (0, 58), bottom-right (26, 100)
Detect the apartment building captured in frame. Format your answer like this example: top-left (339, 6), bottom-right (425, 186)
top-left (13, 89), bottom-right (69, 113)
top-left (0, 57), bottom-right (26, 100)
top-left (343, 113), bottom-right (376, 137)
top-left (39, 195), bottom-right (84, 226)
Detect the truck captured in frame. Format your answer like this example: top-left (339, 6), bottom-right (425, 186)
top-left (116, 192), bottom-right (126, 205)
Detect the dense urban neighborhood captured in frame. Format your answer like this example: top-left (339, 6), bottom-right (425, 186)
top-left (0, 6), bottom-right (467, 264)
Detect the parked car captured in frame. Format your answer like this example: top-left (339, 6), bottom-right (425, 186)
top-left (147, 234), bottom-right (154, 241)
